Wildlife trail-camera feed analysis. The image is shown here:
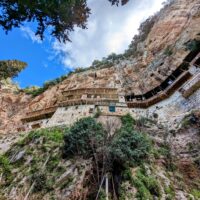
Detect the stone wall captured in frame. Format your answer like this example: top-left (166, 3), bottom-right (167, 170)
top-left (41, 88), bottom-right (199, 131)
top-left (46, 105), bottom-right (95, 127)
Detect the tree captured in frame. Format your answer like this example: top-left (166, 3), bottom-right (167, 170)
top-left (63, 115), bottom-right (152, 199)
top-left (63, 117), bottom-right (105, 158)
top-left (0, 0), bottom-right (129, 42)
top-left (108, 0), bottom-right (129, 6)
top-left (0, 60), bottom-right (27, 80)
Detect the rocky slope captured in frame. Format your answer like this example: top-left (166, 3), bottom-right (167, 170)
top-left (0, 0), bottom-right (200, 135)
top-left (0, 0), bottom-right (200, 199)
top-left (0, 112), bottom-right (199, 200)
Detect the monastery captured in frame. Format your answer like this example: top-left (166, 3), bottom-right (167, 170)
top-left (20, 49), bottom-right (200, 131)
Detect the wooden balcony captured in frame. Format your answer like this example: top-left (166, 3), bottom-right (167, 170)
top-left (180, 72), bottom-right (200, 98)
top-left (59, 98), bottom-right (119, 107)
top-left (127, 71), bottom-right (192, 108)
top-left (21, 106), bottom-right (57, 123)
top-left (191, 52), bottom-right (200, 66)
top-left (62, 88), bottom-right (118, 95)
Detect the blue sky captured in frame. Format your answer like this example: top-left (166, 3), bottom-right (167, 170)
top-left (0, 0), bottom-right (165, 88)
top-left (0, 28), bottom-right (69, 88)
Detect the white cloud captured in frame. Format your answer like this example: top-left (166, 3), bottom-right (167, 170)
top-left (20, 26), bottom-right (42, 44)
top-left (53, 0), bottom-right (166, 69)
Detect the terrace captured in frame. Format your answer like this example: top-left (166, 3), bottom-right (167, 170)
top-left (21, 106), bottom-right (57, 123)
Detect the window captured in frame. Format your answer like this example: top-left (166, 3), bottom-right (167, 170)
top-left (109, 106), bottom-right (116, 112)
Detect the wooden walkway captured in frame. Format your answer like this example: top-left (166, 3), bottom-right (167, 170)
top-left (126, 71), bottom-right (192, 108)
top-left (21, 106), bottom-right (57, 123)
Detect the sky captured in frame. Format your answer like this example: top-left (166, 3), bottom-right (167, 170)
top-left (0, 0), bottom-right (165, 88)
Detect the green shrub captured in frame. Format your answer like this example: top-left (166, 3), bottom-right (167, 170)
top-left (181, 113), bottom-right (198, 128)
top-left (164, 46), bottom-right (173, 56)
top-left (22, 74), bottom-right (69, 97)
top-left (121, 114), bottom-right (135, 128)
top-left (94, 107), bottom-right (101, 118)
top-left (185, 39), bottom-right (200, 51)
top-left (133, 169), bottom-right (161, 199)
top-left (0, 60), bottom-right (27, 80)
top-left (110, 129), bottom-right (151, 166)
top-left (158, 146), bottom-right (170, 157)
top-left (62, 116), bottom-right (152, 198)
top-left (63, 117), bottom-right (105, 158)
top-left (0, 155), bottom-right (11, 175)
top-left (165, 185), bottom-right (175, 200)
top-left (0, 155), bottom-right (13, 186)
top-left (18, 127), bottom-right (65, 146)
top-left (190, 189), bottom-right (200, 199)
top-left (122, 168), bottom-right (133, 182)
top-left (32, 172), bottom-right (47, 192)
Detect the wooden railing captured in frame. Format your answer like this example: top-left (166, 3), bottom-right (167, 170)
top-left (191, 52), bottom-right (200, 66)
top-left (21, 106), bottom-right (57, 122)
top-left (21, 49), bottom-right (200, 124)
top-left (62, 88), bottom-right (118, 95)
top-left (126, 71), bottom-right (192, 108)
top-left (59, 98), bottom-right (119, 107)
top-left (180, 72), bottom-right (200, 98)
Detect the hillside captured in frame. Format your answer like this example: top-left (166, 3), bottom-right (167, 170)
top-left (1, 0), bottom-right (200, 135)
top-left (0, 0), bottom-right (200, 199)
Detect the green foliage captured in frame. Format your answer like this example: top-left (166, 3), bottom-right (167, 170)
top-left (190, 189), bottom-right (200, 199)
top-left (0, 60), bottom-right (27, 80)
top-left (119, 183), bottom-right (130, 200)
top-left (127, 14), bottom-right (158, 55)
top-left (122, 168), bottom-right (132, 181)
top-left (110, 115), bottom-right (151, 167)
top-left (164, 185), bottom-right (175, 200)
top-left (47, 155), bottom-right (60, 172)
top-left (0, 1), bottom-right (129, 42)
top-left (32, 172), bottom-right (47, 192)
top-left (185, 39), bottom-right (200, 51)
top-left (158, 144), bottom-right (176, 172)
top-left (0, 155), bottom-right (11, 175)
top-left (17, 127), bottom-right (65, 147)
top-left (133, 168), bottom-right (161, 199)
top-left (94, 107), bottom-right (101, 118)
top-left (164, 46), bottom-right (173, 56)
top-left (108, 0), bottom-right (129, 6)
top-left (0, 155), bottom-right (13, 185)
top-left (63, 117), bottom-right (105, 158)
top-left (181, 113), bottom-right (198, 128)
top-left (22, 75), bottom-right (69, 97)
top-left (158, 146), bottom-right (170, 157)
top-left (99, 189), bottom-right (107, 200)
top-left (110, 128), bottom-right (151, 166)
top-left (62, 115), bottom-right (153, 198)
top-left (0, 0), bottom-right (90, 42)
top-left (121, 113), bottom-right (135, 128)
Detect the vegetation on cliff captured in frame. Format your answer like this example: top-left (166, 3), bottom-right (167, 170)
top-left (0, 60), bottom-right (27, 80)
top-left (62, 115), bottom-right (153, 199)
top-left (20, 11), bottom-right (160, 98)
top-left (0, 114), bottom-right (199, 199)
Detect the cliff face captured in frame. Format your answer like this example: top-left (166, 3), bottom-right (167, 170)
top-left (0, 1), bottom-right (200, 199)
top-left (0, 84), bottom-right (30, 135)
top-left (0, 111), bottom-right (199, 200)
top-left (0, 0), bottom-right (200, 135)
